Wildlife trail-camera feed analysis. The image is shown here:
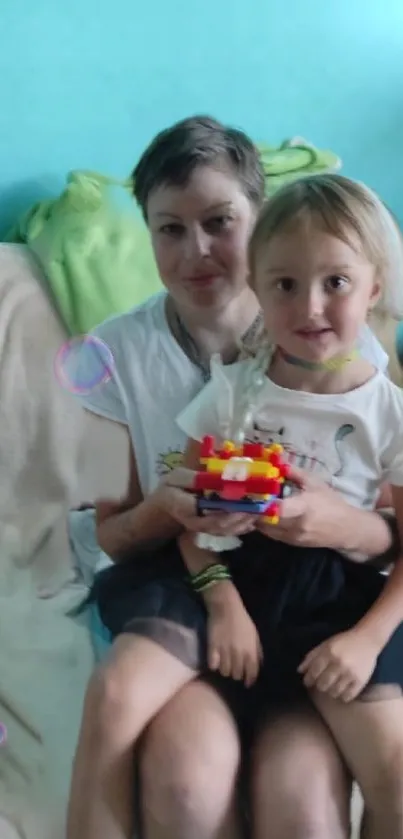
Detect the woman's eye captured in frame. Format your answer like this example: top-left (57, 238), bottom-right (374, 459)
top-left (326, 275), bottom-right (350, 292)
top-left (160, 223), bottom-right (184, 236)
top-left (276, 277), bottom-right (296, 293)
top-left (204, 215), bottom-right (233, 233)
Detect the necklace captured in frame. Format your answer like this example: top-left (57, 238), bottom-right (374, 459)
top-left (166, 297), bottom-right (264, 382)
top-left (228, 343), bottom-right (360, 444)
top-left (277, 346), bottom-right (358, 372)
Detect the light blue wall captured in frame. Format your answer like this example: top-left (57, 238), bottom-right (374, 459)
top-left (1, 0), bottom-right (402, 234)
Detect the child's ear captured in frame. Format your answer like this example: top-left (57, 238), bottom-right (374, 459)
top-left (369, 278), bottom-right (382, 310)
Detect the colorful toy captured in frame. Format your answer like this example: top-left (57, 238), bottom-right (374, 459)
top-left (191, 435), bottom-right (290, 524)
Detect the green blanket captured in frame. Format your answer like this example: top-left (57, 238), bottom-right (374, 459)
top-left (6, 140), bottom-right (340, 336)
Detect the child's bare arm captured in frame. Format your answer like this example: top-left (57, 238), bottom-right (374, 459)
top-left (376, 482), bottom-right (393, 510)
top-left (178, 531), bottom-right (262, 686)
top-left (353, 485), bottom-right (403, 646)
top-left (298, 484), bottom-right (403, 702)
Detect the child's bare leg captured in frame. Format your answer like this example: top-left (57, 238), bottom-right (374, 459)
top-left (312, 692), bottom-right (403, 839)
top-left (66, 634), bottom-right (196, 839)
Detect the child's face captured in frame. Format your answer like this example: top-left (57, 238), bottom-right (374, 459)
top-left (253, 219), bottom-right (381, 363)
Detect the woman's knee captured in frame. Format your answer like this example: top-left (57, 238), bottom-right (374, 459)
top-left (313, 692), bottom-right (403, 819)
top-left (81, 638), bottom-right (145, 737)
top-left (139, 680), bottom-right (241, 820)
top-left (362, 738), bottom-right (403, 813)
top-left (81, 662), bottom-right (130, 740)
top-left (83, 635), bottom-right (194, 743)
top-left (250, 707), bottom-right (351, 838)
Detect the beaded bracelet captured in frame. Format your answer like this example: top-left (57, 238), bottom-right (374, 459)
top-left (190, 563), bottom-right (232, 593)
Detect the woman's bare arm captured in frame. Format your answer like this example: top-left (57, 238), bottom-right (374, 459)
top-left (95, 437), bottom-right (212, 562)
top-left (96, 442), bottom-right (183, 561)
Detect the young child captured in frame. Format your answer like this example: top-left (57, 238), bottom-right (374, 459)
top-left (68, 174), bottom-right (403, 839)
top-left (176, 174), bottom-right (403, 838)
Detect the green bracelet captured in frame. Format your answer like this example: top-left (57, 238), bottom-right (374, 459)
top-left (190, 563), bottom-right (232, 593)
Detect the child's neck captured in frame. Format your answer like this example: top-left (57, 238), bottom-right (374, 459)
top-left (268, 350), bottom-right (376, 394)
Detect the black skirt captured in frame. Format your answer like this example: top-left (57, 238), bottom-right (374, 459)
top-left (92, 533), bottom-right (403, 711)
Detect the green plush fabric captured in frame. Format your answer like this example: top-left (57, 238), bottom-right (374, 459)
top-left (6, 171), bottom-right (162, 335)
top-left (258, 137), bottom-right (341, 194)
top-left (5, 140), bottom-right (340, 336)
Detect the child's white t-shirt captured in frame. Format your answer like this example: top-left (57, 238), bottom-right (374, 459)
top-left (79, 290), bottom-right (390, 499)
top-left (177, 360), bottom-right (403, 511)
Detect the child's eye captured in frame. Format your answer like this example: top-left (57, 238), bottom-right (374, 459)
top-left (204, 215), bottom-right (233, 234)
top-left (276, 277), bottom-right (296, 293)
top-left (326, 275), bottom-right (350, 292)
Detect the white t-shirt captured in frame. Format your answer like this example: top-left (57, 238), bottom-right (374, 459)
top-left (80, 292), bottom-right (204, 493)
top-left (178, 360), bottom-right (403, 511)
top-left (80, 291), bottom-right (390, 498)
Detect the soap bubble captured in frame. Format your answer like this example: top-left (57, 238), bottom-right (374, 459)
top-left (54, 335), bottom-right (114, 395)
top-left (0, 723), bottom-right (7, 746)
top-left (396, 323), bottom-right (403, 367)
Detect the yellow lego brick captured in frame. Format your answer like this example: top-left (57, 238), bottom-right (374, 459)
top-left (268, 443), bottom-right (283, 454)
top-left (205, 458), bottom-right (227, 473)
top-left (248, 462), bottom-right (271, 476)
top-left (262, 514), bottom-right (280, 525)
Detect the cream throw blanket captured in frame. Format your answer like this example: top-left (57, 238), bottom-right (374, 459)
top-left (0, 243), bottom-right (399, 838)
top-left (0, 244), bottom-right (130, 838)
top-left (0, 244), bottom-right (92, 837)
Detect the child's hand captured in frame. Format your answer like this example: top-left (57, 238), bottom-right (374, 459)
top-left (206, 584), bottom-right (262, 687)
top-left (298, 628), bottom-right (379, 702)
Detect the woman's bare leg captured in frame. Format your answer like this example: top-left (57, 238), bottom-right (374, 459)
top-left (313, 692), bottom-right (403, 839)
top-left (66, 635), bottom-right (196, 839)
top-left (139, 679), bottom-right (242, 839)
top-left (250, 705), bottom-right (351, 839)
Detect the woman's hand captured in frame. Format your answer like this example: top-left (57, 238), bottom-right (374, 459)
top-left (256, 466), bottom-right (364, 553)
top-left (154, 468), bottom-right (257, 537)
top-left (298, 628), bottom-right (380, 702)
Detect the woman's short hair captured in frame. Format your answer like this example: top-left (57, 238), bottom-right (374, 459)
top-left (132, 115), bottom-right (265, 219)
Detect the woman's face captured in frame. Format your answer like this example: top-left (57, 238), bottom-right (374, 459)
top-left (147, 164), bottom-right (259, 312)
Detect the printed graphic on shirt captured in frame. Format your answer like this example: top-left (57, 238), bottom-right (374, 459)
top-left (156, 448), bottom-right (184, 476)
top-left (251, 421), bottom-right (356, 480)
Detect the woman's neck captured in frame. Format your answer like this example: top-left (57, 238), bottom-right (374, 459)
top-left (167, 288), bottom-right (261, 364)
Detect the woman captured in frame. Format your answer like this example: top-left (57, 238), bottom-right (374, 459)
top-left (68, 116), bottom-right (395, 839)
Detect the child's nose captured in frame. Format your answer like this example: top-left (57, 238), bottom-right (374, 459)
top-left (300, 287), bottom-right (325, 319)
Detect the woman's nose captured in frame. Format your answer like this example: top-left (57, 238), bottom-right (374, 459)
top-left (183, 226), bottom-right (211, 260)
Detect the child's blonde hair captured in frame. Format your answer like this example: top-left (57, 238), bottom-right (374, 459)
top-left (248, 173), bottom-right (403, 321)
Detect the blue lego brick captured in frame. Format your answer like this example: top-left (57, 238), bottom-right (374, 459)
top-left (197, 497), bottom-right (273, 514)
